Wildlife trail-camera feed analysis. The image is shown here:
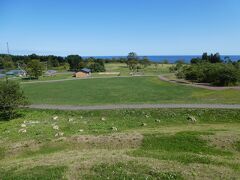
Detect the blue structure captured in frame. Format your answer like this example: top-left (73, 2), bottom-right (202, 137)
top-left (6, 70), bottom-right (26, 77)
top-left (0, 74), bottom-right (6, 79)
top-left (80, 68), bottom-right (91, 73)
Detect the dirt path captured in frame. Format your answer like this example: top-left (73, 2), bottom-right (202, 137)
top-left (159, 75), bottom-right (240, 90)
top-left (28, 104), bottom-right (240, 110)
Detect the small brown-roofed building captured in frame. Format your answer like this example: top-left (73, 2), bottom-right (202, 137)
top-left (73, 68), bottom-right (91, 78)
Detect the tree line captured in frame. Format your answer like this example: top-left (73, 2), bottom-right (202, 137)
top-left (0, 53), bottom-right (135, 70)
top-left (0, 52), bottom-right (156, 77)
top-left (171, 53), bottom-right (240, 86)
top-left (65, 55), bottom-right (105, 72)
top-left (0, 54), bottom-right (108, 79)
top-left (0, 54), bottom-right (106, 70)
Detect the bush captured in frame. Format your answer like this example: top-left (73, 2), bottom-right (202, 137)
top-left (169, 62), bottom-right (184, 73)
top-left (26, 59), bottom-right (44, 79)
top-left (213, 64), bottom-right (240, 86)
top-left (179, 63), bottom-right (240, 86)
top-left (88, 62), bottom-right (105, 72)
top-left (0, 80), bottom-right (28, 120)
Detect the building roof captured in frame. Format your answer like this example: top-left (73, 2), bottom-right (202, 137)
top-left (80, 68), bottom-right (91, 73)
top-left (6, 70), bottom-right (26, 75)
top-left (45, 70), bottom-right (57, 74)
top-left (0, 74), bottom-right (6, 78)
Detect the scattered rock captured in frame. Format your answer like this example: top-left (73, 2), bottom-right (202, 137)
top-left (187, 115), bottom-right (197, 123)
top-left (145, 115), bottom-right (150, 118)
top-left (80, 116), bottom-right (83, 119)
top-left (79, 129), bottom-right (84, 132)
top-left (21, 124), bottom-right (27, 128)
top-left (111, 127), bottom-right (118, 131)
top-left (55, 132), bottom-right (64, 137)
top-left (155, 119), bottom-right (161, 123)
top-left (53, 125), bottom-right (59, 130)
top-left (3, 130), bottom-right (10, 134)
top-left (101, 117), bottom-right (106, 121)
top-left (28, 121), bottom-right (40, 125)
top-left (19, 129), bottom-right (27, 133)
top-left (141, 123), bottom-right (147, 127)
top-left (68, 118), bottom-right (74, 122)
top-left (53, 116), bottom-right (59, 120)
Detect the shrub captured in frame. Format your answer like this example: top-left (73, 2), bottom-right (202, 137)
top-left (26, 59), bottom-right (44, 79)
top-left (88, 62), bottom-right (105, 72)
top-left (213, 64), bottom-right (240, 86)
top-left (169, 62), bottom-right (184, 74)
top-left (179, 63), bottom-right (240, 86)
top-left (0, 80), bottom-right (28, 120)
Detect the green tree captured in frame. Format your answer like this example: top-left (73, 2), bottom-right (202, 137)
top-left (89, 63), bottom-right (105, 72)
top-left (202, 53), bottom-right (208, 61)
top-left (214, 64), bottom-right (240, 86)
top-left (48, 56), bottom-right (60, 67)
top-left (139, 57), bottom-right (151, 68)
top-left (126, 52), bottom-right (138, 71)
top-left (26, 59), bottom-right (44, 79)
top-left (180, 63), bottom-right (240, 86)
top-left (85, 57), bottom-right (95, 68)
top-left (0, 57), bottom-right (4, 69)
top-left (3, 56), bottom-right (15, 70)
top-left (127, 52), bottom-right (138, 61)
top-left (211, 53), bottom-right (222, 63)
top-left (63, 63), bottom-right (70, 70)
top-left (66, 55), bottom-right (83, 71)
top-left (190, 58), bottom-right (201, 64)
top-left (0, 80), bottom-right (28, 120)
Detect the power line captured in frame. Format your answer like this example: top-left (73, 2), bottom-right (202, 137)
top-left (6, 42), bottom-right (10, 54)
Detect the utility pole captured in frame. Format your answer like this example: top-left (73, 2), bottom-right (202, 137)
top-left (6, 42), bottom-right (10, 54)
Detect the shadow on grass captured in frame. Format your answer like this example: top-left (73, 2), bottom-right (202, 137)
top-left (0, 111), bottom-right (26, 121)
top-left (130, 131), bottom-right (232, 165)
top-left (0, 165), bottom-right (67, 180)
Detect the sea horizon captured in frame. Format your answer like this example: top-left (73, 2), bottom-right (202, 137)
top-left (84, 55), bottom-right (240, 63)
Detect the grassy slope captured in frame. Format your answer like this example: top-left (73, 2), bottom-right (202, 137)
top-left (22, 76), bottom-right (240, 105)
top-left (0, 109), bottom-right (240, 179)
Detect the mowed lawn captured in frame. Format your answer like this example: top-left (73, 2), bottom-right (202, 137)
top-left (21, 76), bottom-right (240, 105)
top-left (104, 63), bottom-right (172, 76)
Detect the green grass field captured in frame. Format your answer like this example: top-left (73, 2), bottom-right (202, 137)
top-left (1, 63), bottom-right (173, 83)
top-left (0, 108), bottom-right (240, 179)
top-left (104, 63), bottom-right (172, 76)
top-left (22, 76), bottom-right (240, 105)
top-left (3, 63), bottom-right (240, 179)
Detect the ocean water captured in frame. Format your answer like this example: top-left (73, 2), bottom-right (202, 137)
top-left (90, 55), bottom-right (240, 63)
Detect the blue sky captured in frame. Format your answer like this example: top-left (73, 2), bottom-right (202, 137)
top-left (0, 0), bottom-right (240, 56)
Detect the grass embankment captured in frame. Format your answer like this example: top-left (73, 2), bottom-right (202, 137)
top-left (22, 76), bottom-right (240, 105)
top-left (0, 108), bottom-right (240, 179)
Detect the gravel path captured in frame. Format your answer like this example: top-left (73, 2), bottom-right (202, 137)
top-left (28, 104), bottom-right (240, 110)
